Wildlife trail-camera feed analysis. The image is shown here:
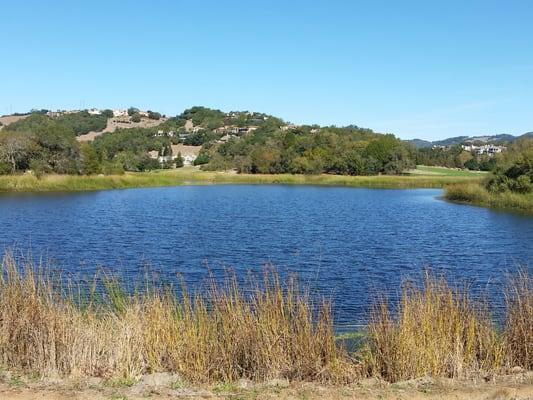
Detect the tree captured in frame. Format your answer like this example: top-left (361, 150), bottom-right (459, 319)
top-left (0, 132), bottom-right (33, 173)
top-left (342, 150), bottom-right (365, 175)
top-left (148, 111), bottom-right (161, 120)
top-left (175, 152), bottom-right (184, 168)
top-left (193, 152), bottom-right (210, 165)
top-left (102, 109), bottom-right (114, 118)
top-left (79, 143), bottom-right (102, 175)
top-left (128, 107), bottom-right (140, 116)
top-left (464, 158), bottom-right (479, 170)
top-left (131, 113), bottom-right (141, 123)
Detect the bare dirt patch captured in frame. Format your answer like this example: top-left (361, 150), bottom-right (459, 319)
top-left (76, 116), bottom-right (168, 141)
top-left (0, 373), bottom-right (531, 400)
top-left (0, 114), bottom-right (29, 128)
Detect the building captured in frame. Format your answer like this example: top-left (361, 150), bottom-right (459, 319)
top-left (462, 144), bottom-right (506, 156)
top-left (87, 108), bottom-right (101, 115)
top-left (218, 134), bottom-right (237, 143)
top-left (113, 109), bottom-right (128, 117)
top-left (148, 144), bottom-right (201, 166)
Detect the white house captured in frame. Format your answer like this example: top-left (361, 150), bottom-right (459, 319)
top-left (148, 144), bottom-right (201, 166)
top-left (113, 109), bottom-right (128, 117)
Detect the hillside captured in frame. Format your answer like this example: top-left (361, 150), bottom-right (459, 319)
top-left (408, 132), bottom-right (532, 148)
top-left (2, 106), bottom-right (531, 177)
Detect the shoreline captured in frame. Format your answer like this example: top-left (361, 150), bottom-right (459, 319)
top-left (0, 168), bottom-right (484, 193)
top-left (444, 182), bottom-right (533, 213)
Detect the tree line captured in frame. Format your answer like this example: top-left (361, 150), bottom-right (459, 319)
top-left (1, 108), bottom-right (530, 181)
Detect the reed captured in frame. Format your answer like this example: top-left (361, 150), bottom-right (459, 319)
top-left (504, 269), bottom-right (533, 370)
top-left (444, 182), bottom-right (533, 212)
top-left (364, 273), bottom-right (504, 382)
top-left (0, 253), bottom-right (353, 383)
top-left (0, 169), bottom-right (483, 193)
top-left (0, 253), bottom-right (530, 384)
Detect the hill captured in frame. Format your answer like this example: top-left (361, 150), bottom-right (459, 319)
top-left (408, 132), bottom-right (532, 148)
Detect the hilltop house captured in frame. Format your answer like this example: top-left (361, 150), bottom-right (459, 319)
top-left (462, 144), bottom-right (506, 156)
top-left (113, 109), bottom-right (128, 117)
top-left (217, 134), bottom-right (237, 143)
top-left (148, 144), bottom-right (200, 166)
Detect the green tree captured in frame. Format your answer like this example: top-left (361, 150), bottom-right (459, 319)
top-left (175, 152), bottom-right (184, 168)
top-left (79, 143), bottom-right (102, 175)
top-left (102, 109), bottom-right (114, 118)
top-left (148, 111), bottom-right (161, 120)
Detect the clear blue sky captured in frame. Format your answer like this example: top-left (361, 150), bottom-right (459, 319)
top-left (1, 1), bottom-right (532, 141)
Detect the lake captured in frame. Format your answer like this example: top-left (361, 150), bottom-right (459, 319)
top-left (0, 185), bottom-right (531, 329)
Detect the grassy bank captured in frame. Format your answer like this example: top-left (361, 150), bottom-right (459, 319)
top-left (444, 182), bottom-right (533, 213)
top-left (0, 253), bottom-right (530, 384)
top-left (0, 167), bottom-right (484, 193)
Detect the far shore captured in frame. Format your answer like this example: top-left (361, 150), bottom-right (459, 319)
top-left (0, 167), bottom-right (485, 193)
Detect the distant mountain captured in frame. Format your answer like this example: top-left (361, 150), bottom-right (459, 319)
top-left (407, 132), bottom-right (531, 148)
top-left (432, 136), bottom-right (470, 147)
top-left (408, 139), bottom-right (433, 148)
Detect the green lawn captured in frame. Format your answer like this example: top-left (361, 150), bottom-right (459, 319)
top-left (409, 165), bottom-right (488, 177)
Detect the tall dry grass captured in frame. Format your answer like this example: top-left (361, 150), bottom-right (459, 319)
top-left (0, 252), bottom-right (531, 384)
top-left (504, 270), bottom-right (533, 370)
top-left (0, 253), bottom-right (353, 383)
top-left (364, 273), bottom-right (505, 382)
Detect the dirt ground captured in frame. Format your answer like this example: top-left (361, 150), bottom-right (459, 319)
top-left (0, 114), bottom-right (29, 128)
top-left (0, 373), bottom-right (532, 400)
top-left (76, 116), bottom-right (168, 141)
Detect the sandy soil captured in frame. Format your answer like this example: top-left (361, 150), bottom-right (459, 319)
top-left (76, 116), bottom-right (168, 141)
top-left (0, 373), bottom-right (531, 400)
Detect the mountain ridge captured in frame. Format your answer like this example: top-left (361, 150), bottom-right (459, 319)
top-left (407, 132), bottom-right (532, 148)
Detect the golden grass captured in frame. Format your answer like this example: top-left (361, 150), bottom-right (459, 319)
top-left (504, 270), bottom-right (533, 370)
top-left (0, 252), bottom-right (530, 384)
top-left (444, 183), bottom-right (533, 212)
top-left (364, 273), bottom-right (505, 382)
top-left (0, 253), bottom-right (353, 383)
top-left (0, 168), bottom-right (484, 193)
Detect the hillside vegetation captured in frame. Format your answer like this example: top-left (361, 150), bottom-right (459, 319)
top-left (1, 107), bottom-right (531, 212)
top-left (445, 138), bottom-right (533, 212)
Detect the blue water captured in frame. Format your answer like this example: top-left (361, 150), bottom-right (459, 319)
top-left (0, 185), bottom-right (531, 328)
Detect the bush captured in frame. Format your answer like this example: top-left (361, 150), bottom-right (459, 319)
top-left (193, 153), bottom-right (210, 165)
top-left (29, 159), bottom-right (49, 178)
top-left (148, 111), bottom-right (161, 120)
top-left (0, 162), bottom-right (10, 175)
top-left (131, 113), bottom-right (141, 123)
